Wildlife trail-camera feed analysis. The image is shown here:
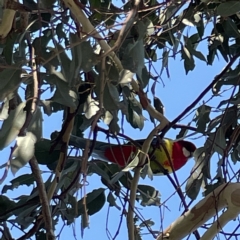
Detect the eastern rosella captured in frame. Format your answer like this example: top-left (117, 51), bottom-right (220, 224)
top-left (69, 136), bottom-right (196, 174)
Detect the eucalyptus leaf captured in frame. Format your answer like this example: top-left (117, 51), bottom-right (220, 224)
top-left (122, 152), bottom-right (140, 172)
top-left (128, 39), bottom-right (145, 84)
top-left (0, 195), bottom-right (16, 221)
top-left (137, 184), bottom-right (161, 207)
top-left (28, 107), bottom-right (43, 141)
top-left (54, 43), bottom-right (71, 82)
top-left (194, 105), bottom-right (211, 133)
top-left (35, 138), bottom-right (61, 166)
top-left (69, 33), bottom-right (82, 84)
top-left (83, 95), bottom-right (99, 119)
top-left (2, 174), bottom-right (35, 194)
top-left (11, 132), bottom-right (37, 174)
top-left (78, 188), bottom-right (105, 216)
top-left (186, 147), bottom-right (211, 199)
top-left (0, 102), bottom-right (26, 150)
top-left (181, 46), bottom-right (195, 74)
top-left (0, 66), bottom-right (22, 101)
top-left (80, 41), bottom-right (97, 72)
top-left (107, 191), bottom-right (121, 210)
top-left (217, 2), bottom-right (240, 17)
top-left (119, 69), bottom-right (134, 84)
top-left (51, 75), bottom-right (79, 109)
top-left (208, 128), bottom-right (226, 156)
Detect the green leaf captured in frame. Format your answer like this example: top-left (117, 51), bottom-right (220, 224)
top-left (231, 146), bottom-right (240, 163)
top-left (2, 174), bottom-right (35, 194)
top-left (190, 33), bottom-right (200, 48)
top-left (223, 18), bottom-right (240, 38)
top-left (0, 97), bottom-right (10, 120)
top-left (119, 69), bottom-right (134, 84)
top-left (186, 147), bottom-right (208, 200)
top-left (69, 33), bottom-right (82, 83)
top-left (186, 175), bottom-right (203, 200)
top-left (139, 219), bottom-right (155, 228)
top-left (137, 184), bottom-right (161, 206)
top-left (80, 41), bottom-right (97, 72)
top-left (35, 139), bottom-right (61, 165)
top-left (160, 49), bottom-right (169, 77)
top-left (145, 18), bottom-right (154, 35)
top-left (153, 97), bottom-right (164, 115)
top-left (107, 191), bottom-right (121, 210)
top-left (196, 16), bottom-right (204, 38)
top-left (173, 33), bottom-right (181, 57)
top-left (122, 152), bottom-right (140, 172)
top-left (15, 205), bottom-right (39, 229)
top-left (28, 107), bottom-right (43, 141)
top-left (56, 23), bottom-right (66, 41)
top-left (176, 127), bottom-right (189, 139)
top-left (101, 81), bottom-right (119, 111)
top-left (208, 128), bottom-right (226, 156)
top-left (203, 182), bottom-right (224, 197)
top-left (181, 46), bottom-right (195, 74)
top-left (3, 34), bottom-right (18, 65)
top-left (127, 103), bottom-right (144, 130)
top-left (50, 74), bottom-right (79, 109)
top-left (0, 65), bottom-right (22, 101)
top-left (129, 39), bottom-right (145, 84)
top-left (30, 13), bottom-right (51, 32)
top-left (194, 105), bottom-right (211, 133)
top-left (54, 43), bottom-right (72, 82)
top-left (41, 100), bottom-right (65, 116)
top-left (0, 195), bottom-right (16, 221)
top-left (36, 231), bottom-right (47, 240)
top-left (32, 29), bottom-right (52, 51)
top-left (0, 102), bottom-right (26, 150)
top-left (81, 211), bottom-right (89, 233)
top-left (88, 162), bottom-right (111, 182)
top-left (182, 18), bottom-right (195, 27)
top-left (62, 158), bottom-right (81, 175)
top-left (217, 42), bottom-right (229, 63)
top-left (11, 132), bottom-right (37, 174)
top-left (78, 188), bottom-right (106, 216)
top-left (207, 48), bottom-right (216, 65)
top-left (217, 2), bottom-right (240, 17)
top-left (141, 67), bottom-right (151, 88)
top-left (192, 49), bottom-right (206, 62)
top-left (109, 115), bottom-right (120, 134)
top-left (83, 95), bottom-right (99, 119)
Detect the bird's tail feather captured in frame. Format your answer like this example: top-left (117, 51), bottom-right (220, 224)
top-left (69, 135), bottom-right (115, 161)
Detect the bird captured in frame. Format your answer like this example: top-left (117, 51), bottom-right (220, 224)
top-left (69, 135), bottom-right (196, 174)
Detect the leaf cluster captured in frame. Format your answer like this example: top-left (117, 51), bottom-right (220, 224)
top-left (0, 0), bottom-right (240, 239)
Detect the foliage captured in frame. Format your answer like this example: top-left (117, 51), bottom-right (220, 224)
top-left (0, 0), bottom-right (240, 239)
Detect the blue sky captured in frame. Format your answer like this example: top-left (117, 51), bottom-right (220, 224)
top-left (1, 4), bottom-right (240, 240)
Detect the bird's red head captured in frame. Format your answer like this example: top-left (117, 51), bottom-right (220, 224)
top-left (171, 140), bottom-right (196, 171)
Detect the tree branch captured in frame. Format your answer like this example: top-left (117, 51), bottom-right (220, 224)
top-left (156, 183), bottom-right (240, 240)
top-left (29, 157), bottom-right (55, 240)
top-left (127, 89), bottom-right (169, 240)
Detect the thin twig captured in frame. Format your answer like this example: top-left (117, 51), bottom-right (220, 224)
top-left (127, 104), bottom-right (168, 240)
top-left (29, 157), bottom-right (55, 240)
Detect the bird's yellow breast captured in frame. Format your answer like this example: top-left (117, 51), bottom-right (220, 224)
top-left (149, 139), bottom-right (174, 173)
